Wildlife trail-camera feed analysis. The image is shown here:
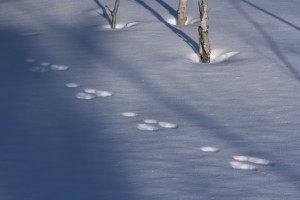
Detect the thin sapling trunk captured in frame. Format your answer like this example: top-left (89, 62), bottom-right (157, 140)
top-left (198, 0), bottom-right (211, 63)
top-left (107, 0), bottom-right (120, 29)
top-left (177, 0), bottom-right (187, 26)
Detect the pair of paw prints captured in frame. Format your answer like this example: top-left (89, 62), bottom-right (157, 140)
top-left (121, 112), bottom-right (178, 132)
top-left (200, 146), bottom-right (272, 171)
top-left (65, 83), bottom-right (113, 100)
top-left (230, 155), bottom-right (272, 171)
top-left (26, 58), bottom-right (69, 72)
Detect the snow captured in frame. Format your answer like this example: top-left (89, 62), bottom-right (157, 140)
top-left (1, 0), bottom-right (300, 199)
top-left (200, 146), bottom-right (220, 153)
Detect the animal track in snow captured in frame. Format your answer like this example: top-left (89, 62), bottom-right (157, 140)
top-left (230, 155), bottom-right (272, 171)
top-left (75, 92), bottom-right (96, 100)
top-left (158, 121), bottom-right (178, 129)
top-left (96, 90), bottom-right (113, 97)
top-left (233, 156), bottom-right (271, 166)
top-left (50, 64), bottom-right (69, 71)
top-left (27, 59), bottom-right (70, 72)
top-left (230, 161), bottom-right (257, 171)
top-left (82, 88), bottom-right (113, 97)
top-left (66, 83), bottom-right (80, 88)
top-left (137, 123), bottom-right (159, 131)
top-left (75, 88), bottom-right (113, 100)
top-left (122, 112), bottom-right (138, 117)
top-left (200, 146), bottom-right (220, 153)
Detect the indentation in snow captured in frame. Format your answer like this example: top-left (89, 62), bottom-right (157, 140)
top-left (230, 161), bottom-right (257, 171)
top-left (50, 64), bottom-right (69, 71)
top-left (166, 17), bottom-right (200, 26)
top-left (189, 49), bottom-right (239, 64)
top-left (211, 49), bottom-right (239, 63)
top-left (186, 17), bottom-right (200, 25)
top-left (158, 122), bottom-right (178, 129)
top-left (81, 89), bottom-right (113, 96)
top-left (75, 92), bottom-right (96, 100)
top-left (200, 146), bottom-right (220, 152)
top-left (144, 119), bottom-right (158, 124)
top-left (122, 112), bottom-right (138, 117)
top-left (137, 123), bottom-right (159, 131)
top-left (66, 83), bottom-right (80, 88)
top-left (233, 156), bottom-right (271, 166)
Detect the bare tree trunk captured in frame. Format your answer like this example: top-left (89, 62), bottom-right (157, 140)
top-left (198, 0), bottom-right (211, 63)
top-left (177, 0), bottom-right (187, 26)
top-left (108, 0), bottom-right (120, 29)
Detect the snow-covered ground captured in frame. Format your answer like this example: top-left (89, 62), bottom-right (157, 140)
top-left (1, 0), bottom-right (300, 199)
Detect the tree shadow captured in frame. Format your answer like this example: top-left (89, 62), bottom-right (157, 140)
top-left (104, 54), bottom-right (300, 195)
top-left (233, 1), bottom-right (300, 82)
top-left (135, 0), bottom-right (199, 54)
top-left (241, 0), bottom-right (300, 31)
top-left (0, 28), bottom-right (134, 200)
top-left (93, 0), bottom-right (112, 24)
top-left (156, 0), bottom-right (177, 19)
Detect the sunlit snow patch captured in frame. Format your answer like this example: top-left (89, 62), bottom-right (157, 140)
top-left (166, 17), bottom-right (177, 25)
top-left (230, 161), bottom-right (257, 171)
top-left (200, 146), bottom-right (220, 152)
top-left (75, 92), bottom-right (96, 100)
top-left (122, 112), bottom-right (138, 117)
top-left (66, 83), bottom-right (80, 88)
top-left (137, 123), bottom-right (159, 131)
top-left (233, 156), bottom-right (271, 166)
top-left (158, 122), bottom-right (178, 129)
top-left (189, 49), bottom-right (239, 64)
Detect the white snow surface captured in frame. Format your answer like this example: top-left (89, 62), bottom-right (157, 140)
top-left (1, 0), bottom-right (300, 199)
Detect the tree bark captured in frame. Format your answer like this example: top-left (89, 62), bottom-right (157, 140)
top-left (177, 0), bottom-right (187, 26)
top-left (198, 0), bottom-right (211, 63)
top-left (109, 0), bottom-right (120, 29)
